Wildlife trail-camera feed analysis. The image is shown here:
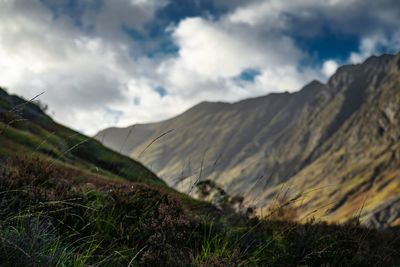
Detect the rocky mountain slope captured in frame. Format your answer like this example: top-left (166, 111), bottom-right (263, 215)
top-left (97, 53), bottom-right (400, 228)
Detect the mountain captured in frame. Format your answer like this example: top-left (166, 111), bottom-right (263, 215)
top-left (97, 53), bottom-right (400, 228)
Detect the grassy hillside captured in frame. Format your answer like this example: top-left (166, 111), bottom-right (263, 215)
top-left (0, 87), bottom-right (164, 187)
top-left (0, 87), bottom-right (399, 266)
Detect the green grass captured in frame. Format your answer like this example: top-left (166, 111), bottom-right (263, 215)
top-left (0, 155), bottom-right (399, 266)
top-left (0, 98), bottom-right (165, 187)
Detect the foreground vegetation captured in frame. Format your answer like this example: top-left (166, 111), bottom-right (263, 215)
top-left (0, 87), bottom-right (399, 266)
top-left (1, 156), bottom-right (399, 266)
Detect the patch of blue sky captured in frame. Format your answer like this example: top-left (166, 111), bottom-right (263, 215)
top-left (155, 0), bottom-right (224, 24)
top-left (154, 86), bottom-right (167, 98)
top-left (237, 69), bottom-right (261, 82)
top-left (122, 20), bottom-right (179, 58)
top-left (291, 20), bottom-right (359, 64)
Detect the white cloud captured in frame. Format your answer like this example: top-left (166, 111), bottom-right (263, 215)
top-left (322, 60), bottom-right (339, 77)
top-left (172, 18), bottom-right (264, 79)
top-left (157, 16), bottom-right (309, 101)
top-left (0, 0), bottom-right (163, 134)
top-left (349, 31), bottom-right (400, 63)
top-left (228, 0), bottom-right (285, 27)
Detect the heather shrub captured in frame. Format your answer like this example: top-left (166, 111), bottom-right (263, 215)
top-left (0, 156), bottom-right (399, 266)
top-left (0, 217), bottom-right (74, 267)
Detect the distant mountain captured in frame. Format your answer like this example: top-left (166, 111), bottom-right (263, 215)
top-left (97, 53), bottom-right (400, 228)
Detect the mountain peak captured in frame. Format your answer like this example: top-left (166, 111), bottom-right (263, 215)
top-left (300, 79), bottom-right (326, 93)
top-left (327, 53), bottom-right (396, 92)
top-left (363, 53), bottom-right (395, 66)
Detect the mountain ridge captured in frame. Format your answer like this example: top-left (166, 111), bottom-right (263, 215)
top-left (97, 53), bottom-right (400, 228)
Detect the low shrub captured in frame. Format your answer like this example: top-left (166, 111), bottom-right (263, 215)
top-left (0, 156), bottom-right (399, 266)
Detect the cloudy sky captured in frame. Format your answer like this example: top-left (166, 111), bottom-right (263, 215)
top-left (1, 0), bottom-right (399, 134)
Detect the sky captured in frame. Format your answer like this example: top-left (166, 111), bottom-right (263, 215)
top-left (0, 0), bottom-right (400, 135)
